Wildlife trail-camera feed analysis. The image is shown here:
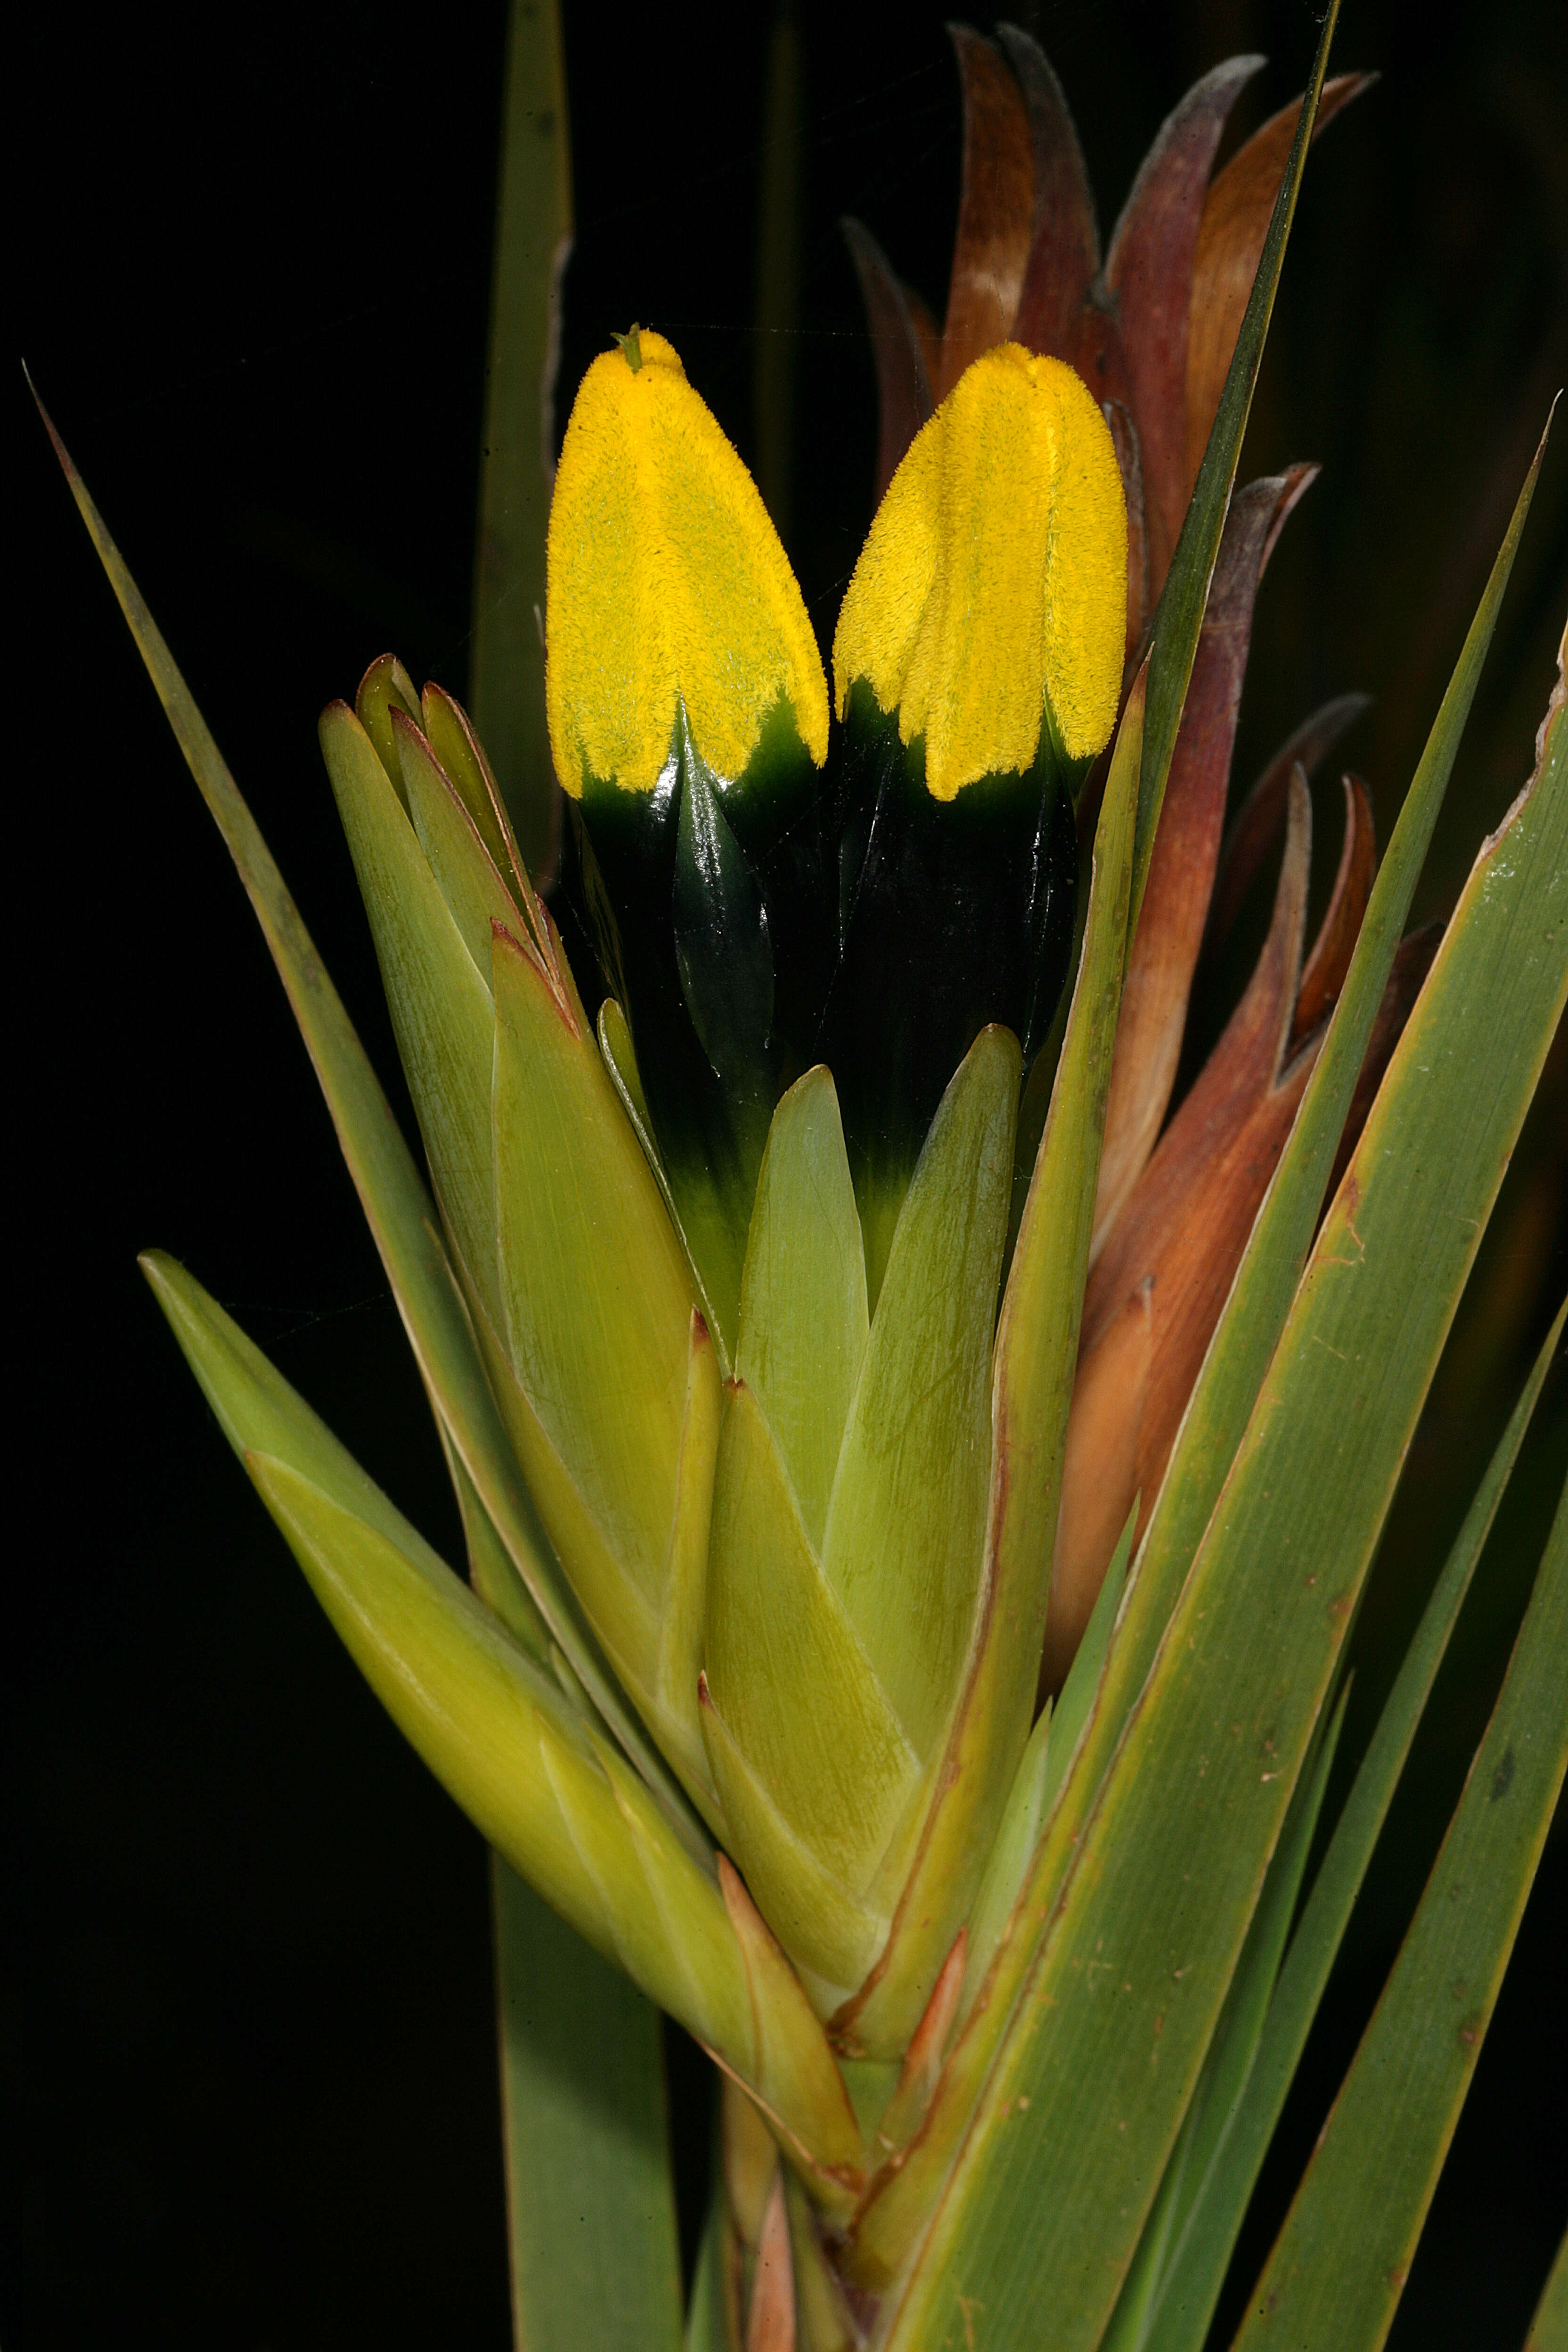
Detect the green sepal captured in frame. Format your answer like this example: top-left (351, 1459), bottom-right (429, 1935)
top-left (672, 709), bottom-right (776, 1100)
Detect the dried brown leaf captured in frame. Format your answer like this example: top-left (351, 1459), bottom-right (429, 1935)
top-left (937, 28), bottom-right (1034, 397)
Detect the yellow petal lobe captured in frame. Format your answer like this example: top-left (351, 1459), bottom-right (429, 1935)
top-left (546, 331), bottom-right (830, 796)
top-left (832, 345), bottom-right (1127, 798)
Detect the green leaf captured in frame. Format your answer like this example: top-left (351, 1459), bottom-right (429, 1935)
top-left (737, 1067), bottom-right (868, 1554)
top-left (1231, 1463), bottom-right (1568, 2351)
top-left (319, 699), bottom-right (499, 1309)
top-left (491, 916), bottom-right (696, 1710)
top-left (491, 1860), bottom-right (684, 2352)
top-left (139, 1251), bottom-right (755, 2068)
top-left (822, 1025), bottom-right (1020, 1757)
top-left (685, 2188), bottom-right (739, 2352)
top-left (1525, 2226), bottom-right (1568, 2352)
top-left (36, 408), bottom-right (701, 1830)
top-left (469, 0), bottom-right (573, 873)
top-left (1132, 0), bottom-right (1339, 930)
top-left (1104, 1681), bottom-right (1349, 2352)
top-left (597, 997), bottom-right (733, 1374)
top-left (703, 1379), bottom-right (918, 1989)
top-left (1125, 416), bottom-right (1554, 1738)
top-left (1144, 1296), bottom-right (1566, 2352)
top-left (881, 588), bottom-right (1567, 2352)
top-left (397, 709), bottom-right (529, 983)
top-left (960, 1501), bottom-right (1135, 2027)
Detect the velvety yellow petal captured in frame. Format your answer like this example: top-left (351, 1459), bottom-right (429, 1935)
top-left (833, 343), bottom-right (1126, 795)
top-left (546, 330), bottom-right (829, 796)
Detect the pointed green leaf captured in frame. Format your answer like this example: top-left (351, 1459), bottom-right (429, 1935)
top-left (1525, 2227), bottom-right (1568, 2352)
top-left (738, 1068), bottom-right (868, 1553)
top-left (699, 1690), bottom-right (884, 1995)
top-left (38, 390), bottom-right (701, 1857)
top-left (957, 1701), bottom-right (1053, 2028)
top-left (396, 708), bottom-right (530, 982)
top-left (882, 606), bottom-right (1567, 2352)
top-left (655, 1310), bottom-right (724, 1801)
top-left (960, 1501), bottom-right (1135, 2025)
top-left (491, 916), bottom-right (696, 1674)
top-left (1232, 1469), bottom-right (1568, 2352)
top-left (355, 651), bottom-right (421, 813)
top-left (438, 1416), bottom-right (550, 1660)
top-left (715, 1856), bottom-right (866, 2202)
top-left (319, 697), bottom-right (499, 1312)
top-left (598, 996), bottom-right (733, 1374)
top-left (1126, 418), bottom-right (1553, 1732)
top-left (470, 0), bottom-right (572, 872)
top-left (1133, 0), bottom-right (1339, 928)
top-left (491, 1860), bottom-right (684, 2352)
top-left (1145, 1298), bottom-right (1566, 2352)
top-left (703, 1379), bottom-right (918, 1980)
top-left (140, 1250), bottom-right (754, 2067)
top-left (822, 1025), bottom-right (1020, 1757)
top-left (420, 678), bottom-right (541, 941)
top-left (1106, 1682), bottom-right (1349, 2352)
top-left (686, 2189), bottom-right (739, 2352)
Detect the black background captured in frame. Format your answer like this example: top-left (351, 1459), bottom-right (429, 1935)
top-left (10, 0), bottom-right (1567, 2344)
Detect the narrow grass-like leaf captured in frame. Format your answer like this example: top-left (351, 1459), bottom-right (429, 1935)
top-left (1232, 1466), bottom-right (1568, 2351)
top-left (1125, 418), bottom-right (1554, 1728)
top-left (36, 408), bottom-right (696, 1839)
top-left (1146, 1296), bottom-right (1566, 2352)
top-left (1525, 2226), bottom-right (1568, 2352)
top-left (882, 601), bottom-right (1567, 2352)
top-left (1131, 0), bottom-right (1339, 930)
top-left (491, 1860), bottom-right (684, 2352)
top-left (470, 0), bottom-right (572, 874)
top-left (685, 2191), bottom-right (737, 2352)
top-left (1104, 1682), bottom-right (1349, 2352)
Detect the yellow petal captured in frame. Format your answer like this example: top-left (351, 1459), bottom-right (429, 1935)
top-left (832, 344), bottom-right (1127, 797)
top-left (546, 330), bottom-right (829, 796)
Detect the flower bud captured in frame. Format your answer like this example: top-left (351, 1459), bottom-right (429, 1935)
top-left (546, 328), bottom-right (829, 799)
top-left (545, 331), bottom-right (832, 1348)
top-left (833, 343), bottom-right (1126, 794)
top-left (821, 348), bottom-right (1127, 1283)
